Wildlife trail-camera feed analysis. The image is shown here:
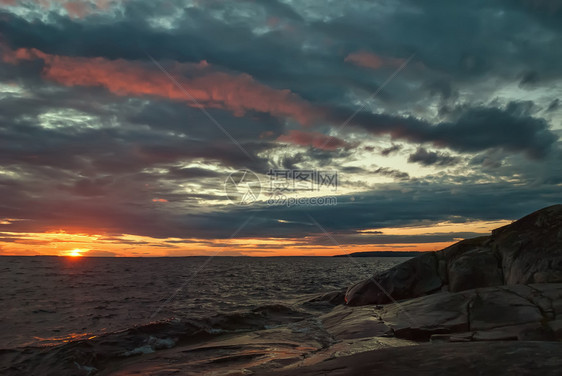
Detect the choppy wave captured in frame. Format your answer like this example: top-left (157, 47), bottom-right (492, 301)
top-left (0, 256), bottom-right (407, 375)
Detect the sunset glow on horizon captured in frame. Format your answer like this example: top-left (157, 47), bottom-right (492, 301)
top-left (0, 219), bottom-right (511, 257)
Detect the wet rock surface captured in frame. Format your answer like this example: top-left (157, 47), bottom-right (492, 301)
top-left (377, 283), bottom-right (562, 342)
top-left (345, 252), bottom-right (442, 306)
top-left (260, 341), bottom-right (562, 376)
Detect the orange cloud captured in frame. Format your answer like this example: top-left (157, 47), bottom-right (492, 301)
top-left (0, 229), bottom-right (456, 257)
top-left (63, 1), bottom-right (90, 18)
top-left (277, 130), bottom-right (349, 150)
top-left (0, 220), bottom-right (506, 256)
top-left (3, 46), bottom-right (319, 125)
top-left (345, 51), bottom-right (406, 70)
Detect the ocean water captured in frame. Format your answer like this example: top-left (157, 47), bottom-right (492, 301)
top-left (0, 256), bottom-right (406, 350)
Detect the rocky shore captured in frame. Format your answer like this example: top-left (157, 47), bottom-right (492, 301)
top-left (266, 204), bottom-right (562, 375)
top-left (3, 205), bottom-right (561, 375)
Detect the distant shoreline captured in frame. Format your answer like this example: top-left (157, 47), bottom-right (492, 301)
top-left (333, 251), bottom-right (424, 257)
top-left (0, 253), bottom-right (421, 258)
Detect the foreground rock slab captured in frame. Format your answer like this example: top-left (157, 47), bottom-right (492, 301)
top-left (381, 283), bottom-right (561, 341)
top-left (317, 283), bottom-right (562, 342)
top-left (258, 341), bottom-right (562, 376)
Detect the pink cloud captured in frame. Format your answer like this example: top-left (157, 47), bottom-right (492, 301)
top-left (277, 130), bottom-right (349, 150)
top-left (345, 51), bottom-right (406, 70)
top-left (3, 46), bottom-right (320, 125)
top-left (63, 1), bottom-right (90, 18)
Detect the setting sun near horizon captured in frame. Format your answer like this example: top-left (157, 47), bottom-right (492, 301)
top-left (67, 249), bottom-right (84, 257)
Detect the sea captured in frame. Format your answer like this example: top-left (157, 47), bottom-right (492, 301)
top-left (0, 256), bottom-right (407, 374)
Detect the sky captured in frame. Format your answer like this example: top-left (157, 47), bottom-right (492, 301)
top-left (0, 0), bottom-right (561, 257)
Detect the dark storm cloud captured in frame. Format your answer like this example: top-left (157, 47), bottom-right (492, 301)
top-left (0, 5), bottom-right (357, 103)
top-left (278, 152), bottom-right (306, 170)
top-left (0, 111), bottom-right (270, 174)
top-left (340, 166), bottom-right (364, 174)
top-left (0, 0), bottom-right (551, 109)
top-left (61, 176), bottom-right (115, 197)
top-left (502, 0), bottom-right (562, 32)
top-left (338, 105), bottom-right (557, 158)
top-left (425, 79), bottom-right (457, 101)
top-left (1, 156), bottom-right (561, 243)
top-left (0, 86), bottom-right (277, 239)
top-left (1, 2), bottom-right (559, 158)
top-left (127, 100), bottom-right (286, 142)
top-left (313, 0), bottom-right (562, 81)
top-left (270, 147), bottom-right (354, 171)
top-left (547, 99), bottom-right (559, 112)
top-left (505, 100), bottom-right (537, 117)
top-left (408, 148), bottom-right (460, 167)
top-left (519, 70), bottom-right (540, 88)
top-left (339, 166), bottom-right (409, 181)
top-left (2, 0), bottom-right (562, 99)
top-left (381, 144), bottom-right (402, 156)
top-left (0, 85), bottom-right (277, 174)
top-left (170, 179), bottom-right (562, 240)
top-left (373, 167), bottom-right (410, 180)
top-left (470, 152), bottom-right (504, 169)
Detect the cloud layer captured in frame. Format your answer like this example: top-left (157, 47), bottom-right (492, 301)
top-left (0, 0), bottom-right (560, 255)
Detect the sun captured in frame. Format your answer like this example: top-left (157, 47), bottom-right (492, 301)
top-left (67, 249), bottom-right (84, 257)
